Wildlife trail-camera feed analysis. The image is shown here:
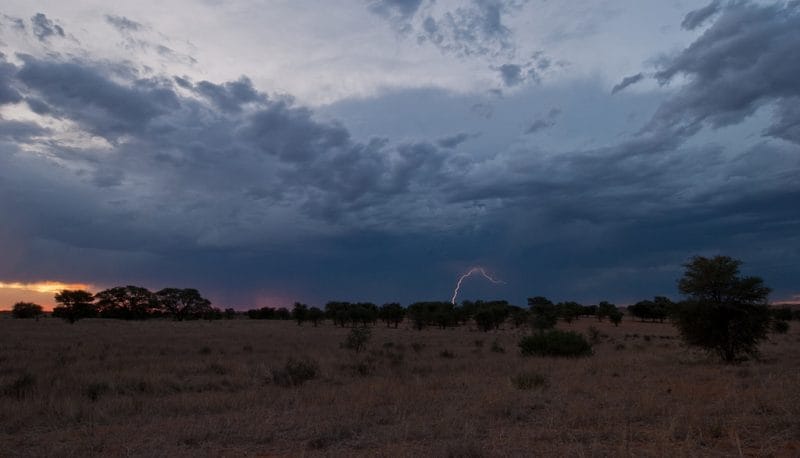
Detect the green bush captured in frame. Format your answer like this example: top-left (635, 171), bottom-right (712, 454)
top-left (518, 330), bottom-right (592, 357)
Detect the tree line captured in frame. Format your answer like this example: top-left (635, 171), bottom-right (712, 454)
top-left (7, 256), bottom-right (797, 363)
top-left (10, 286), bottom-right (227, 323)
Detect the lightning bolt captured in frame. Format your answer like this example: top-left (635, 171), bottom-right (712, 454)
top-left (451, 267), bottom-right (504, 304)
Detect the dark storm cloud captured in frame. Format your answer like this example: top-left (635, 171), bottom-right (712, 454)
top-left (497, 63), bottom-right (522, 86)
top-left (437, 132), bottom-right (476, 148)
top-left (193, 77), bottom-right (262, 113)
top-left (30, 13), bottom-right (65, 42)
top-left (2, 1), bottom-right (800, 306)
top-left (681, 0), bottom-right (722, 30)
top-left (653, 1), bottom-right (800, 142)
top-left (1, 53), bottom-right (452, 263)
top-left (611, 73), bottom-right (644, 94)
top-left (0, 53), bottom-right (22, 105)
top-left (16, 56), bottom-right (180, 140)
top-left (104, 15), bottom-right (143, 32)
top-left (525, 108), bottom-right (560, 134)
top-left (0, 119), bottom-right (49, 141)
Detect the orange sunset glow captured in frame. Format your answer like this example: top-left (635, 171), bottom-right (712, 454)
top-left (0, 281), bottom-right (93, 310)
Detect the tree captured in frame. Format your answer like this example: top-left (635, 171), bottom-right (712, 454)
top-left (608, 307), bottom-right (623, 326)
top-left (307, 307), bottom-right (325, 326)
top-left (156, 288), bottom-right (212, 321)
top-left (528, 297), bottom-right (558, 331)
top-left (292, 302), bottom-right (309, 325)
top-left (378, 303), bottom-right (405, 328)
top-left (473, 300), bottom-right (509, 331)
top-left (95, 285), bottom-right (159, 319)
top-left (674, 255), bottom-right (771, 363)
top-left (596, 301), bottom-right (616, 322)
top-left (11, 302), bottom-right (43, 319)
top-left (52, 290), bottom-right (96, 323)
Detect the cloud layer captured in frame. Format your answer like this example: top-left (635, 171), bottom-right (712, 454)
top-left (0, 1), bottom-right (798, 306)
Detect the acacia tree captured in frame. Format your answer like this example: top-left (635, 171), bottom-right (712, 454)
top-left (674, 255), bottom-right (771, 363)
top-left (12, 302), bottom-right (43, 319)
top-left (378, 303), bottom-right (405, 328)
top-left (95, 286), bottom-right (159, 319)
top-left (52, 290), bottom-right (96, 323)
top-left (292, 302), bottom-right (309, 325)
top-left (156, 288), bottom-right (212, 321)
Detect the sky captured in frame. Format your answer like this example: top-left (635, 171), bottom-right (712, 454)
top-left (0, 0), bottom-right (798, 309)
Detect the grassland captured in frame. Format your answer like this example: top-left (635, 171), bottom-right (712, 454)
top-left (1, 317), bottom-right (799, 457)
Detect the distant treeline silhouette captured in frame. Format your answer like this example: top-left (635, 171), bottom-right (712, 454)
top-left (10, 286), bottom-right (233, 323)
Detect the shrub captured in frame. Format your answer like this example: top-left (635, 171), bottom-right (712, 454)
top-left (439, 349), bottom-right (455, 358)
top-left (519, 330), bottom-right (592, 357)
top-left (490, 339), bottom-right (505, 353)
top-left (271, 358), bottom-right (319, 387)
top-left (11, 302), bottom-right (43, 319)
top-left (342, 327), bottom-right (371, 353)
top-left (3, 373), bottom-right (36, 400)
top-left (511, 372), bottom-right (548, 390)
top-left (772, 320), bottom-right (790, 334)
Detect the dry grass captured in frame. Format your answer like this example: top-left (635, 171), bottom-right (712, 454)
top-left (1, 317), bottom-right (799, 456)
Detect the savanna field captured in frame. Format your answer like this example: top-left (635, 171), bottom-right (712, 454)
top-left (1, 317), bottom-right (799, 457)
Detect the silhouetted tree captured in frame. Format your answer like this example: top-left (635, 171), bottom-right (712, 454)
top-left (509, 305), bottom-right (529, 328)
top-left (307, 307), bottom-right (325, 326)
top-left (608, 307), bottom-right (623, 326)
top-left (292, 302), bottom-right (309, 325)
top-left (325, 301), bottom-right (351, 327)
top-left (474, 300), bottom-right (509, 331)
top-left (275, 307), bottom-right (291, 320)
top-left (379, 303), bottom-right (405, 328)
top-left (95, 285), bottom-right (159, 319)
top-left (597, 301), bottom-right (616, 322)
top-left (11, 302), bottom-right (43, 319)
top-left (52, 290), bottom-right (96, 323)
top-left (528, 297), bottom-right (558, 331)
top-left (156, 288), bottom-right (212, 321)
top-left (224, 308), bottom-right (237, 319)
top-left (674, 255), bottom-right (771, 363)
top-left (557, 301), bottom-right (582, 323)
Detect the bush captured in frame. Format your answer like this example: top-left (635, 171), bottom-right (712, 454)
top-left (271, 358), bottom-right (319, 387)
top-left (3, 373), bottom-right (36, 400)
top-left (511, 372), bottom-right (548, 390)
top-left (772, 320), bottom-right (790, 334)
top-left (490, 339), bottom-right (505, 353)
top-left (342, 327), bottom-right (371, 353)
top-left (519, 330), bottom-right (592, 357)
top-left (439, 349), bottom-right (455, 358)
top-left (11, 302), bottom-right (43, 319)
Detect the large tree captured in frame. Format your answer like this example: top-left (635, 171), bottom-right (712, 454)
top-left (11, 302), bottom-right (43, 319)
top-left (52, 290), bottom-right (96, 323)
top-left (156, 288), bottom-right (212, 321)
top-left (674, 255), bottom-right (771, 363)
top-left (95, 285), bottom-right (159, 319)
